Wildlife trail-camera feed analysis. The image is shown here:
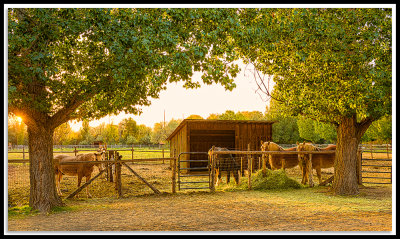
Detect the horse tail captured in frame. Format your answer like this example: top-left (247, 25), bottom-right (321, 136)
top-left (229, 154), bottom-right (240, 184)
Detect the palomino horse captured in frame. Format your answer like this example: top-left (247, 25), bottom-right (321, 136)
top-left (54, 148), bottom-right (105, 198)
top-left (260, 141), bottom-right (299, 171)
top-left (296, 142), bottom-right (336, 186)
top-left (212, 147), bottom-right (240, 186)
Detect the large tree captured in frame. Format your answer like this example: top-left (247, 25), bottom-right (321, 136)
top-left (8, 8), bottom-right (240, 212)
top-left (235, 8), bottom-right (392, 195)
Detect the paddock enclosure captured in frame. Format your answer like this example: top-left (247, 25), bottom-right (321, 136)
top-left (7, 140), bottom-right (392, 207)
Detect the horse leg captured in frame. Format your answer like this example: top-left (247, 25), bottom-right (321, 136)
top-left (85, 175), bottom-right (92, 198)
top-left (301, 161), bottom-right (308, 185)
top-left (234, 169), bottom-right (240, 185)
top-left (56, 172), bottom-right (63, 196)
top-left (316, 167), bottom-right (322, 185)
top-left (301, 165), bottom-right (307, 184)
top-left (76, 175), bottom-right (83, 198)
top-left (215, 168), bottom-right (220, 186)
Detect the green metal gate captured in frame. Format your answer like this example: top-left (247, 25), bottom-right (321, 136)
top-left (177, 152), bottom-right (211, 191)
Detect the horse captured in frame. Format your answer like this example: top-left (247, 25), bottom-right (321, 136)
top-left (296, 142), bottom-right (336, 185)
top-left (212, 147), bottom-right (240, 186)
top-left (260, 141), bottom-right (299, 171)
top-left (53, 148), bottom-right (105, 198)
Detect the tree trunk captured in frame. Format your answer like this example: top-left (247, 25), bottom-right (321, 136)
top-left (28, 125), bottom-right (64, 213)
top-left (333, 115), bottom-right (371, 195)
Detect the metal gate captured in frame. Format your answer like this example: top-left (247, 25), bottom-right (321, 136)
top-left (177, 152), bottom-right (211, 191)
top-left (360, 144), bottom-right (392, 185)
top-left (361, 157), bottom-right (392, 185)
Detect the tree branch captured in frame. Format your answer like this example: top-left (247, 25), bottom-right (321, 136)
top-left (49, 91), bottom-right (96, 130)
top-left (356, 116), bottom-right (374, 139)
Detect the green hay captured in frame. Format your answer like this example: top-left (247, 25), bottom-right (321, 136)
top-left (251, 169), bottom-right (302, 190)
top-left (219, 169), bottom-right (303, 192)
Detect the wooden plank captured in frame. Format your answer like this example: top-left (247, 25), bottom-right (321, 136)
top-left (212, 150), bottom-right (335, 155)
top-left (122, 162), bottom-right (161, 194)
top-left (172, 155), bottom-right (176, 193)
top-left (115, 153), bottom-right (122, 197)
top-left (319, 176), bottom-right (334, 186)
top-left (66, 170), bottom-right (105, 199)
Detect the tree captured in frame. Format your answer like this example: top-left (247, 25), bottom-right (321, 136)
top-left (362, 115), bottom-right (392, 143)
top-left (137, 124), bottom-right (152, 144)
top-left (218, 110), bottom-right (246, 120)
top-left (186, 114), bottom-right (203, 119)
top-left (265, 101), bottom-right (301, 144)
top-left (119, 117), bottom-right (139, 144)
top-left (240, 111), bottom-right (265, 120)
top-left (314, 121), bottom-right (337, 144)
top-left (8, 115), bottom-right (28, 146)
top-left (78, 119), bottom-right (94, 145)
top-left (53, 122), bottom-right (73, 145)
top-left (103, 123), bottom-right (119, 144)
top-left (235, 8), bottom-right (392, 195)
top-left (297, 117), bottom-right (322, 144)
top-left (8, 8), bottom-right (240, 212)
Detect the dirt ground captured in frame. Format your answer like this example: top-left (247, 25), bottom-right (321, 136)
top-left (7, 186), bottom-right (392, 233)
top-left (7, 162), bottom-right (393, 234)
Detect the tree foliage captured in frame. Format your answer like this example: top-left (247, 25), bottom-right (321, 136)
top-left (8, 8), bottom-right (240, 130)
top-left (234, 8), bottom-right (392, 195)
top-left (236, 8), bottom-right (391, 125)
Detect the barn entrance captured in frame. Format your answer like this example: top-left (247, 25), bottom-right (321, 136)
top-left (189, 130), bottom-right (235, 172)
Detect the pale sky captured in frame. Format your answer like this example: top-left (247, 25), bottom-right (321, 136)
top-left (69, 62), bottom-right (273, 131)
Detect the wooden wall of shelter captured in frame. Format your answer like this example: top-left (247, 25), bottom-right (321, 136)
top-left (166, 119), bottom-right (275, 172)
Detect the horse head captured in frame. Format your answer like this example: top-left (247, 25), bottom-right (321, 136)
top-left (94, 147), bottom-right (106, 171)
top-left (296, 142), bottom-right (320, 166)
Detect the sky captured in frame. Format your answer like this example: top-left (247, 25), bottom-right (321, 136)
top-left (69, 62), bottom-right (274, 131)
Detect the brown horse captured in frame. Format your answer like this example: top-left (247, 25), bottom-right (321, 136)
top-left (54, 148), bottom-right (105, 198)
top-left (260, 141), bottom-right (299, 171)
top-left (296, 142), bottom-right (336, 185)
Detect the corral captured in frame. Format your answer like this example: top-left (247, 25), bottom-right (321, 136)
top-left (7, 144), bottom-right (393, 232)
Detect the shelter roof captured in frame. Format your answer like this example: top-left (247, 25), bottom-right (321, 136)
top-left (166, 119), bottom-right (276, 141)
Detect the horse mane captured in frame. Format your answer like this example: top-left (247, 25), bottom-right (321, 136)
top-left (261, 141), bottom-right (284, 151)
top-left (297, 142), bottom-right (320, 151)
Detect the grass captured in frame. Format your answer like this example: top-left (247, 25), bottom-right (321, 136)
top-left (8, 206), bottom-right (39, 218)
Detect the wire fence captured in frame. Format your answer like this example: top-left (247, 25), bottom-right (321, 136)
top-left (7, 144), bottom-right (392, 206)
top-left (7, 147), bottom-right (172, 207)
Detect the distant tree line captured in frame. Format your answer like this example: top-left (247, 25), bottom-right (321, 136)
top-left (8, 108), bottom-right (391, 147)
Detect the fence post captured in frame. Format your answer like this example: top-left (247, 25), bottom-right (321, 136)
top-left (108, 150), bottom-right (114, 182)
top-left (240, 157), bottom-right (243, 176)
top-left (307, 153), bottom-right (314, 187)
top-left (210, 146), bottom-right (216, 193)
top-left (22, 145), bottom-right (25, 166)
top-left (262, 153), bottom-right (267, 177)
top-left (172, 149), bottom-right (176, 194)
top-left (74, 146), bottom-right (78, 156)
top-left (162, 148), bottom-right (165, 164)
top-left (115, 152), bottom-right (122, 198)
top-left (247, 143), bottom-right (252, 190)
top-left (131, 145), bottom-right (134, 164)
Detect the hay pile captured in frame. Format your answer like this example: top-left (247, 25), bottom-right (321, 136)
top-left (219, 169), bottom-right (303, 191)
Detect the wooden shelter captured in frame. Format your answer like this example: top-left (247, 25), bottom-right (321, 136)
top-left (166, 119), bottom-right (275, 172)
